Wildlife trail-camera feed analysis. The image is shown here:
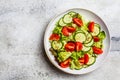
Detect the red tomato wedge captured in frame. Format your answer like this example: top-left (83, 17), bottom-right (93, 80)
top-left (60, 58), bottom-right (71, 68)
top-left (75, 42), bottom-right (83, 51)
top-left (79, 57), bottom-right (84, 64)
top-left (62, 27), bottom-right (70, 36)
top-left (65, 42), bottom-right (75, 52)
top-left (73, 18), bottom-right (83, 27)
top-left (49, 33), bottom-right (60, 40)
top-left (62, 26), bottom-right (75, 36)
top-left (67, 27), bottom-right (76, 33)
top-left (79, 54), bottom-right (89, 64)
top-left (84, 54), bottom-right (89, 64)
top-left (93, 36), bottom-right (100, 42)
top-left (92, 46), bottom-right (103, 54)
top-left (88, 22), bottom-right (95, 32)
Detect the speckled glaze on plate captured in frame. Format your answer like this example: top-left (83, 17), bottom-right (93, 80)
top-left (44, 8), bottom-right (110, 75)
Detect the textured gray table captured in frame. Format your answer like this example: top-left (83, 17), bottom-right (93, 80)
top-left (0, 0), bottom-right (120, 80)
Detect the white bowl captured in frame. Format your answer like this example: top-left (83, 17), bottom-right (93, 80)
top-left (44, 8), bottom-right (110, 74)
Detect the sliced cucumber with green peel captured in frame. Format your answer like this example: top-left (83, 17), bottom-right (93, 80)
top-left (52, 41), bottom-right (63, 50)
top-left (83, 65), bottom-right (89, 68)
top-left (59, 18), bottom-right (66, 26)
top-left (68, 11), bottom-right (77, 17)
top-left (84, 33), bottom-right (92, 43)
top-left (82, 45), bottom-right (91, 52)
top-left (74, 32), bottom-right (86, 43)
top-left (76, 30), bottom-right (83, 33)
top-left (63, 14), bottom-right (72, 23)
top-left (84, 39), bottom-right (94, 47)
top-left (87, 48), bottom-right (93, 55)
top-left (72, 23), bottom-right (78, 28)
top-left (91, 23), bottom-right (100, 36)
top-left (87, 57), bottom-right (96, 65)
top-left (82, 30), bottom-right (89, 35)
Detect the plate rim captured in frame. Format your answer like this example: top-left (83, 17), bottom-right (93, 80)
top-left (44, 8), bottom-right (111, 75)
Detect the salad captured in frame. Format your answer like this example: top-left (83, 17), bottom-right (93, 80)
top-left (49, 11), bottom-right (106, 70)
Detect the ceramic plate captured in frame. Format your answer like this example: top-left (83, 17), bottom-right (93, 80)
top-left (44, 8), bottom-right (110, 74)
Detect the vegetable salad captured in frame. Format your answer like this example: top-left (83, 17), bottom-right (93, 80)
top-left (49, 11), bottom-right (106, 70)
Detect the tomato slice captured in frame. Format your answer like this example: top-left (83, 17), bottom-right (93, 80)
top-left (93, 36), bottom-right (100, 42)
top-left (60, 58), bottom-right (71, 68)
top-left (84, 54), bottom-right (89, 64)
top-left (65, 42), bottom-right (75, 52)
top-left (79, 57), bottom-right (84, 64)
top-left (49, 33), bottom-right (60, 40)
top-left (88, 22), bottom-right (94, 32)
top-left (92, 46), bottom-right (103, 54)
top-left (73, 18), bottom-right (83, 27)
top-left (62, 27), bottom-right (70, 36)
top-left (62, 26), bottom-right (75, 36)
top-left (67, 27), bottom-right (76, 33)
top-left (75, 42), bottom-right (83, 51)
top-left (79, 54), bottom-right (89, 64)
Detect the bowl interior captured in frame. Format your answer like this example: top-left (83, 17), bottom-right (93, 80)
top-left (44, 8), bottom-right (110, 74)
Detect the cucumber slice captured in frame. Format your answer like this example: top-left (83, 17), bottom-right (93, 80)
top-left (52, 41), bottom-right (63, 50)
top-left (82, 45), bottom-right (91, 52)
top-left (63, 14), bottom-right (72, 23)
top-left (92, 54), bottom-right (98, 58)
top-left (83, 65), bottom-right (89, 68)
top-left (68, 11), bottom-right (77, 17)
top-left (87, 57), bottom-right (96, 65)
top-left (74, 32), bottom-right (86, 43)
top-left (87, 48), bottom-right (93, 55)
top-left (59, 18), bottom-right (66, 26)
top-left (76, 30), bottom-right (83, 33)
top-left (91, 24), bottom-right (100, 36)
top-left (84, 39), bottom-right (94, 47)
top-left (84, 33), bottom-right (92, 44)
top-left (72, 23), bottom-right (78, 28)
top-left (82, 30), bottom-right (88, 35)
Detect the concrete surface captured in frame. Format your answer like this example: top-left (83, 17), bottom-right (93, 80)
top-left (0, 0), bottom-right (120, 80)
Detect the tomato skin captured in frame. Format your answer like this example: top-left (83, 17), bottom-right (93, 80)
top-left (79, 57), bottom-right (84, 64)
top-left (60, 58), bottom-right (71, 68)
top-left (92, 46), bottom-right (103, 54)
top-left (88, 22), bottom-right (94, 32)
top-left (62, 26), bottom-right (75, 36)
top-left (65, 42), bottom-right (75, 52)
top-left (62, 27), bottom-right (70, 36)
top-left (75, 42), bottom-right (83, 51)
top-left (67, 27), bottom-right (76, 33)
top-left (93, 36), bottom-right (100, 42)
top-left (73, 18), bottom-right (83, 27)
top-left (84, 54), bottom-right (89, 64)
top-left (49, 33), bottom-right (60, 40)
top-left (79, 54), bottom-right (89, 64)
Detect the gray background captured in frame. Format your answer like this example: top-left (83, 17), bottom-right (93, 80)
top-left (0, 0), bottom-right (120, 80)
